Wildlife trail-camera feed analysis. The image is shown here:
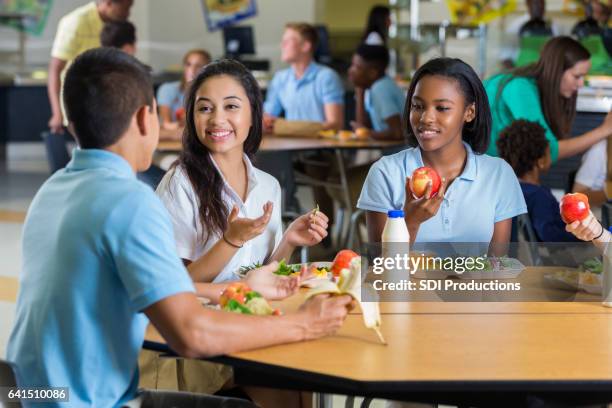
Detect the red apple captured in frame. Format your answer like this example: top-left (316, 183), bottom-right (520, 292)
top-left (331, 249), bottom-right (359, 278)
top-left (410, 167), bottom-right (441, 199)
top-left (219, 282), bottom-right (250, 307)
top-left (175, 107), bottom-right (186, 123)
top-left (560, 193), bottom-right (590, 224)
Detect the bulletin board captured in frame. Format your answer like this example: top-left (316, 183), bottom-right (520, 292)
top-left (445, 0), bottom-right (517, 25)
top-left (201, 0), bottom-right (257, 31)
top-left (0, 0), bottom-right (53, 36)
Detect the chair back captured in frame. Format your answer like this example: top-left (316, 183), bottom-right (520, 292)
top-left (0, 359), bottom-right (21, 408)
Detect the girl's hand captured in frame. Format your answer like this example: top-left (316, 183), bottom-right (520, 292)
top-left (565, 211), bottom-right (608, 241)
top-left (284, 208), bottom-right (329, 247)
top-left (244, 261), bottom-right (299, 300)
top-left (600, 110), bottom-right (612, 136)
top-left (403, 176), bottom-right (447, 228)
top-left (224, 202), bottom-right (273, 247)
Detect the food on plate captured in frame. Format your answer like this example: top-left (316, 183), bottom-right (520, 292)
top-left (337, 130), bottom-right (354, 140)
top-left (238, 262), bottom-right (263, 276)
top-left (331, 249), bottom-right (360, 277)
top-left (354, 127), bottom-right (371, 139)
top-left (581, 257), bottom-right (603, 274)
top-left (559, 193), bottom-right (590, 224)
top-left (274, 259), bottom-right (301, 276)
top-left (410, 167), bottom-right (441, 199)
top-left (175, 107), bottom-right (186, 122)
top-left (317, 129), bottom-right (336, 139)
top-left (220, 282), bottom-right (280, 315)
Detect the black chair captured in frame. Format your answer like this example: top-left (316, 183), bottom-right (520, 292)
top-left (0, 359), bottom-right (21, 407)
top-left (41, 131), bottom-right (71, 174)
top-left (602, 202), bottom-right (612, 230)
top-left (136, 389), bottom-right (257, 408)
top-left (514, 214), bottom-right (542, 266)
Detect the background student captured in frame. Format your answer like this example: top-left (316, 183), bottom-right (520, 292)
top-left (361, 5), bottom-right (391, 46)
top-left (263, 22), bottom-right (344, 132)
top-left (348, 44), bottom-right (405, 141)
top-left (157, 49), bottom-right (211, 141)
top-left (47, 0), bottom-right (133, 134)
top-left (7, 48), bottom-right (351, 408)
top-left (497, 119), bottom-right (580, 242)
top-left (485, 36), bottom-right (612, 162)
top-left (100, 20), bottom-right (136, 55)
top-left (572, 138), bottom-right (608, 207)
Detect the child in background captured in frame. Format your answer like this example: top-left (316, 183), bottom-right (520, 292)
top-left (100, 20), bottom-right (136, 55)
top-left (348, 44), bottom-right (405, 141)
top-left (497, 119), bottom-right (580, 242)
top-left (157, 49), bottom-right (211, 140)
top-left (358, 57), bottom-right (526, 246)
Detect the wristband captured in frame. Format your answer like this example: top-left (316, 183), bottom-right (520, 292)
top-left (223, 233), bottom-right (243, 249)
top-left (593, 222), bottom-right (605, 241)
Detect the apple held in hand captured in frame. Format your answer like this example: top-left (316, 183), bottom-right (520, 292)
top-left (560, 193), bottom-right (590, 224)
top-left (410, 167), bottom-right (441, 199)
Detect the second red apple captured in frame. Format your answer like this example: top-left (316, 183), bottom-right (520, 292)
top-left (559, 193), bottom-right (590, 224)
top-left (410, 167), bottom-right (441, 199)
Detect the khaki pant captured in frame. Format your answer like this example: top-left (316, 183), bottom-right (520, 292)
top-left (139, 349), bottom-right (232, 395)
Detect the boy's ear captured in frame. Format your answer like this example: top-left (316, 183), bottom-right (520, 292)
top-left (464, 103), bottom-right (476, 123)
top-left (135, 105), bottom-right (149, 137)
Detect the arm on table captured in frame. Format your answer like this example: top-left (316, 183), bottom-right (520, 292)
top-left (47, 57), bottom-right (67, 133)
top-left (322, 103), bottom-right (344, 131)
top-left (144, 291), bottom-right (352, 358)
top-left (573, 182), bottom-right (608, 207)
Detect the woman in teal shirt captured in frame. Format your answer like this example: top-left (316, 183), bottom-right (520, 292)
top-left (485, 36), bottom-right (612, 162)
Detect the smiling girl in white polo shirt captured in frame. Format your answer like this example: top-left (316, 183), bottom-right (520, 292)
top-left (156, 59), bottom-right (328, 285)
top-left (358, 57), bottom-right (527, 247)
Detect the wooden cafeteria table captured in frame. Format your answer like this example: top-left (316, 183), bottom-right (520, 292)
top-left (144, 267), bottom-right (612, 407)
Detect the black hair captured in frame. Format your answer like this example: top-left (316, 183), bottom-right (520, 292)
top-left (178, 59), bottom-right (262, 245)
top-left (355, 44), bottom-right (389, 74)
top-left (362, 5), bottom-right (390, 44)
top-left (100, 20), bottom-right (136, 49)
top-left (497, 119), bottom-right (549, 178)
top-left (63, 47), bottom-right (153, 149)
top-left (404, 57), bottom-right (491, 154)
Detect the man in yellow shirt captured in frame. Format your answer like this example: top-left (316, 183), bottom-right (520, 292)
top-left (48, 0), bottom-right (133, 133)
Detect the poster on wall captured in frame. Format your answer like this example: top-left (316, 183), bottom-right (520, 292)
top-left (445, 0), bottom-right (517, 25)
top-left (0, 0), bottom-right (53, 36)
top-left (202, 0), bottom-right (257, 31)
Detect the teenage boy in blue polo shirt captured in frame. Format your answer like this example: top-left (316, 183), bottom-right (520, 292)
top-left (6, 48), bottom-right (351, 408)
top-left (348, 44), bottom-right (405, 141)
top-left (263, 22), bottom-right (344, 131)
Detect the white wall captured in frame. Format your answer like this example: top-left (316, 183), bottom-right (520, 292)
top-left (0, 0), bottom-right (316, 74)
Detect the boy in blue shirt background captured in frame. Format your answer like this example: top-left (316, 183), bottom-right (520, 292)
top-left (6, 48), bottom-right (351, 408)
top-left (348, 44), bottom-right (405, 141)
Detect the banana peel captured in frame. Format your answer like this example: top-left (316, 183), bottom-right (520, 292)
top-left (305, 257), bottom-right (386, 344)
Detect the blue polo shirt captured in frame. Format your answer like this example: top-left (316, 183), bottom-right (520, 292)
top-left (263, 62), bottom-right (344, 121)
top-left (365, 75), bottom-right (406, 131)
top-left (157, 80), bottom-right (184, 122)
top-left (357, 143), bottom-right (527, 242)
top-left (6, 149), bottom-right (195, 407)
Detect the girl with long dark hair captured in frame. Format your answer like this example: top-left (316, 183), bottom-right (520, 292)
top-left (362, 5), bottom-right (391, 45)
top-left (156, 59), bottom-right (328, 284)
top-left (486, 36), bottom-right (612, 162)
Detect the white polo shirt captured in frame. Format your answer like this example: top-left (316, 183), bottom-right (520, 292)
top-left (575, 139), bottom-right (606, 191)
top-left (156, 154), bottom-right (283, 283)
